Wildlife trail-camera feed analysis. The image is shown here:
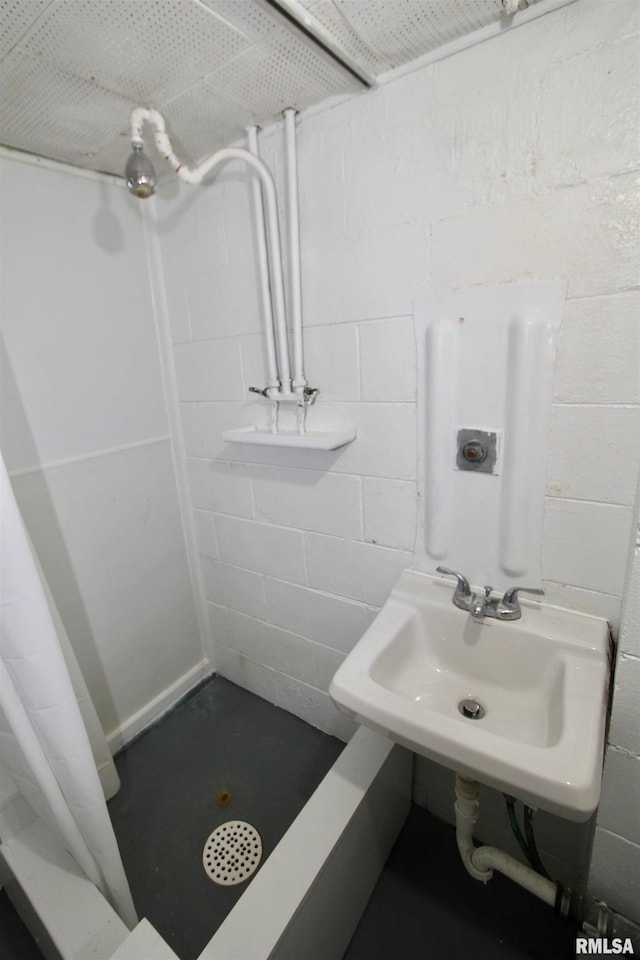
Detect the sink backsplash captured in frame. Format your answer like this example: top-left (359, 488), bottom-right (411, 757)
top-left (414, 279), bottom-right (566, 591)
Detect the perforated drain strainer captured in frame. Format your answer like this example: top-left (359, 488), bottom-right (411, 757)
top-left (202, 820), bottom-right (262, 886)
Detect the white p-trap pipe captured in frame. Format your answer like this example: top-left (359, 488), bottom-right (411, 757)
top-left (454, 775), bottom-right (557, 907)
top-left (471, 845), bottom-right (557, 906)
top-left (130, 107), bottom-right (292, 394)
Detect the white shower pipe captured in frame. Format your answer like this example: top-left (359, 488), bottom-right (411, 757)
top-left (284, 109), bottom-right (303, 386)
top-left (246, 124), bottom-right (281, 433)
top-left (129, 106), bottom-right (292, 396)
top-left (454, 774), bottom-right (558, 907)
top-left (284, 108), bottom-right (308, 432)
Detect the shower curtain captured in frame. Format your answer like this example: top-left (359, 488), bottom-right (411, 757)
top-left (0, 452), bottom-right (137, 929)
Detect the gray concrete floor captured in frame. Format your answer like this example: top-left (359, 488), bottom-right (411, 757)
top-left (0, 675), bottom-right (344, 960)
top-left (343, 805), bottom-right (580, 960)
top-left (0, 890), bottom-right (47, 960)
top-left (108, 675), bottom-right (344, 960)
top-left (0, 675), bottom-right (580, 960)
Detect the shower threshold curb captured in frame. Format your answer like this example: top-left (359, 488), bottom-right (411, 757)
top-left (198, 725), bottom-right (411, 960)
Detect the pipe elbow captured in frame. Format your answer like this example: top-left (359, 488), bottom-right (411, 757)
top-left (470, 846), bottom-right (557, 906)
top-left (129, 106), bottom-right (165, 143)
top-left (172, 161), bottom-right (202, 185)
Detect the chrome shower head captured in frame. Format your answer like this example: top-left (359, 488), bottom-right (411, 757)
top-left (125, 142), bottom-right (157, 198)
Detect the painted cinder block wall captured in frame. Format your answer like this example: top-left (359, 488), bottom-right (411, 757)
top-left (154, 0), bottom-right (639, 915)
top-left (589, 493), bottom-right (640, 919)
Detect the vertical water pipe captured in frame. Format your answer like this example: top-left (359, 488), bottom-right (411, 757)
top-left (247, 125), bottom-right (281, 433)
top-left (246, 125), bottom-right (281, 397)
top-left (283, 108), bottom-right (308, 434)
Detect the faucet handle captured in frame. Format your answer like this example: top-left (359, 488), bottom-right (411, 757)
top-left (436, 566), bottom-right (472, 597)
top-left (501, 586), bottom-right (544, 609)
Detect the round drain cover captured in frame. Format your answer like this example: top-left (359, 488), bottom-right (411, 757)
top-left (202, 820), bottom-right (262, 886)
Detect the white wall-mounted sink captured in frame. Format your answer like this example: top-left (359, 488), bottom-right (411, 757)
top-left (329, 570), bottom-right (611, 821)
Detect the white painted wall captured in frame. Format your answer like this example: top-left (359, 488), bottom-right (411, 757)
top-left (0, 155), bottom-right (204, 746)
top-left (153, 0), bottom-right (639, 916)
top-left (588, 482), bottom-right (640, 921)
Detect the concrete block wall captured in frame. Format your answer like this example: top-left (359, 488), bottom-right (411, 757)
top-left (588, 495), bottom-right (640, 921)
top-left (153, 0), bottom-right (639, 911)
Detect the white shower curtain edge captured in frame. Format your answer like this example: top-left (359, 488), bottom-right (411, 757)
top-left (0, 451), bottom-right (137, 928)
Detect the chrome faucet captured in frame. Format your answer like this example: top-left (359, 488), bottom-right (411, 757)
top-left (436, 567), bottom-right (544, 621)
top-left (470, 586), bottom-right (492, 621)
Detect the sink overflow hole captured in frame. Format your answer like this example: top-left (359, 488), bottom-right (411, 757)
top-left (458, 698), bottom-right (485, 719)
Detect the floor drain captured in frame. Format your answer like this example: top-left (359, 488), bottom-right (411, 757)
top-left (202, 820), bottom-right (262, 886)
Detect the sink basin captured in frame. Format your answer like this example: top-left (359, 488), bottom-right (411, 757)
top-left (329, 570), bottom-right (611, 821)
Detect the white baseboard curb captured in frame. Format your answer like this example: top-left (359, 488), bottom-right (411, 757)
top-left (106, 660), bottom-right (211, 754)
top-left (198, 726), bottom-right (412, 960)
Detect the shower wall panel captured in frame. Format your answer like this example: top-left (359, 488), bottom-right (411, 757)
top-left (0, 156), bottom-right (203, 747)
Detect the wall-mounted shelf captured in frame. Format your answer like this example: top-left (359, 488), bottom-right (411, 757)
top-left (222, 426), bottom-right (356, 450)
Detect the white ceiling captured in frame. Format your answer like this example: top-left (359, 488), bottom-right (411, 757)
top-left (0, 0), bottom-right (555, 179)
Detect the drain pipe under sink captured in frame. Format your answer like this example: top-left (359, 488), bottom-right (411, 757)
top-left (454, 774), bottom-right (558, 907)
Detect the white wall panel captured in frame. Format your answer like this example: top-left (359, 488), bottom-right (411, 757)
top-left (0, 158), bottom-right (203, 742)
top-left (10, 440), bottom-right (201, 742)
top-left (0, 160), bottom-right (168, 473)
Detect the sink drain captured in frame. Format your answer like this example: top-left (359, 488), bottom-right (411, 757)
top-left (202, 820), bottom-right (262, 886)
top-left (458, 698), bottom-right (485, 719)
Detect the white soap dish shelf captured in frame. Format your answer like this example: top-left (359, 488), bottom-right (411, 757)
top-left (222, 425), bottom-right (356, 450)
